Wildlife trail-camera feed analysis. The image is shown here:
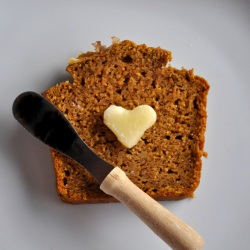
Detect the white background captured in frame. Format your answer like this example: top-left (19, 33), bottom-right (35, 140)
top-left (1, 0), bottom-right (249, 249)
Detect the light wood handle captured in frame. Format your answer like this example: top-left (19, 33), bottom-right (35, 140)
top-left (100, 167), bottom-right (204, 250)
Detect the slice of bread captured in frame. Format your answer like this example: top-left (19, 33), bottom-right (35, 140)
top-left (43, 39), bottom-right (209, 203)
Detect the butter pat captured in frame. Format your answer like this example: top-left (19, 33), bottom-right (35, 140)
top-left (103, 105), bottom-right (157, 148)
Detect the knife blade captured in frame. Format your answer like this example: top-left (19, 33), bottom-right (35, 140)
top-left (12, 91), bottom-right (204, 250)
top-left (12, 91), bottom-right (114, 184)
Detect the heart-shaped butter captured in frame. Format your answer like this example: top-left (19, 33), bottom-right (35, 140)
top-left (103, 105), bottom-right (157, 148)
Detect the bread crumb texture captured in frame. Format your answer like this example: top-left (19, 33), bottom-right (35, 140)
top-left (43, 40), bottom-right (209, 203)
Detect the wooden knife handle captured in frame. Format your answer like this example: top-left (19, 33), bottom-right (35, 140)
top-left (100, 167), bottom-right (204, 250)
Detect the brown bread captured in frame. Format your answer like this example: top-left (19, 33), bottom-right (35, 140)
top-left (43, 40), bottom-right (209, 203)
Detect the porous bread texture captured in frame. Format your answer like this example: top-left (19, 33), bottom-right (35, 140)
top-left (43, 40), bottom-right (209, 203)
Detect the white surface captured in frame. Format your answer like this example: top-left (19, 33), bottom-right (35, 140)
top-left (0, 0), bottom-right (249, 249)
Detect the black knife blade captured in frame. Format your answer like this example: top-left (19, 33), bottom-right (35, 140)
top-left (12, 91), bottom-right (114, 184)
